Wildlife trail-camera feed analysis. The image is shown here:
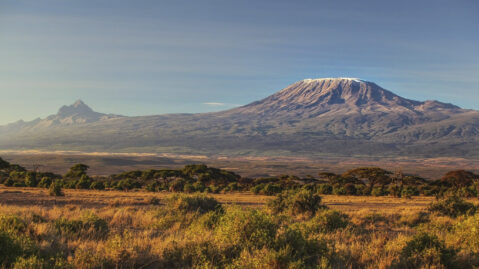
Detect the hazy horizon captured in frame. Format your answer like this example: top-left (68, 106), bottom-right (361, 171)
top-left (1, 0), bottom-right (478, 124)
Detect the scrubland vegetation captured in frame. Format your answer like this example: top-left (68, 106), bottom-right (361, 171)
top-left (2, 156), bottom-right (479, 268)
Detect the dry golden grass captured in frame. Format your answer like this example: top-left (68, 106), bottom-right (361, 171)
top-left (2, 186), bottom-right (479, 268)
top-left (3, 186), bottom-right (466, 213)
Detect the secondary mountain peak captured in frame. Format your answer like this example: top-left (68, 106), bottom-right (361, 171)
top-left (57, 100), bottom-right (95, 117)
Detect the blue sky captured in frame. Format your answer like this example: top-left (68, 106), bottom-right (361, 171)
top-left (0, 0), bottom-right (478, 124)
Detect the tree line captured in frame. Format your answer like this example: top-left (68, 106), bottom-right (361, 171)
top-left (1, 157), bottom-right (478, 197)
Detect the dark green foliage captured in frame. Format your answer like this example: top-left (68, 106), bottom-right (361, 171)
top-left (169, 178), bottom-right (186, 192)
top-left (344, 183), bottom-right (357, 195)
top-left (183, 183), bottom-right (196, 193)
top-left (149, 197), bottom-right (161, 205)
top-left (76, 175), bottom-right (92, 189)
top-left (4, 178), bottom-right (15, 186)
top-left (168, 194), bottom-right (222, 214)
top-left (90, 181), bottom-right (105, 190)
top-left (13, 181), bottom-right (26, 187)
top-left (317, 184), bottom-right (332, 194)
top-left (64, 163), bottom-right (90, 179)
top-left (332, 185), bottom-right (347, 195)
top-left (193, 181), bottom-right (206, 192)
top-left (160, 241), bottom-right (228, 268)
top-left (49, 182), bottom-right (64, 196)
top-left (371, 187), bottom-right (387, 196)
top-left (24, 172), bottom-right (37, 187)
top-left (441, 170), bottom-right (478, 188)
top-left (114, 178), bottom-right (142, 190)
top-left (275, 228), bottom-right (330, 267)
top-left (37, 177), bottom-right (52, 188)
top-left (399, 233), bottom-right (455, 268)
top-left (304, 209), bottom-right (350, 233)
top-left (215, 208), bottom-right (277, 250)
top-left (11, 256), bottom-right (46, 269)
top-left (0, 232), bottom-right (23, 266)
top-left (428, 196), bottom-right (476, 217)
top-left (0, 215), bottom-right (27, 234)
top-left (401, 185), bottom-right (419, 198)
top-left (269, 189), bottom-right (324, 217)
top-left (343, 167), bottom-right (392, 193)
top-left (182, 164), bottom-right (240, 186)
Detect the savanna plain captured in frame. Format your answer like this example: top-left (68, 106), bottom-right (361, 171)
top-left (2, 157), bottom-right (479, 269)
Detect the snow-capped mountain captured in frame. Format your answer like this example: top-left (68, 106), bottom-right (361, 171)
top-left (1, 78), bottom-right (478, 158)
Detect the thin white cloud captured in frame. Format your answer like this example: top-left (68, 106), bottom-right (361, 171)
top-left (203, 102), bottom-right (227, 106)
top-left (203, 102), bottom-right (241, 107)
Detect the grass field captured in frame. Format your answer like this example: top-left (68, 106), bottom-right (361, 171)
top-left (2, 187), bottom-right (479, 268)
top-left (0, 186), bottom-right (442, 214)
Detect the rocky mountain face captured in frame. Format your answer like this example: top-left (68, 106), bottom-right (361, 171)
top-left (1, 78), bottom-right (478, 158)
top-left (0, 100), bottom-right (122, 133)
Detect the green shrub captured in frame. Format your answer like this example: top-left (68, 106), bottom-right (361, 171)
top-left (332, 185), bottom-right (347, 195)
top-left (24, 173), bottom-right (37, 187)
top-left (317, 184), bottom-right (332, 195)
top-left (344, 183), bottom-right (357, 195)
top-left (355, 184), bottom-right (368, 195)
top-left (371, 187), bottom-right (386, 196)
top-left (12, 256), bottom-right (45, 269)
top-left (262, 183), bottom-right (283, 195)
top-left (0, 214), bottom-right (27, 234)
top-left (274, 228), bottom-right (330, 268)
top-left (457, 186), bottom-right (477, 198)
top-left (453, 213), bottom-right (479, 253)
top-left (268, 189), bottom-right (324, 217)
top-left (401, 186), bottom-right (419, 198)
top-left (0, 232), bottom-right (23, 266)
top-left (304, 209), bottom-right (350, 233)
top-left (193, 181), bottom-right (206, 192)
top-left (215, 208), bottom-right (277, 250)
top-left (12, 182), bottom-right (26, 187)
top-left (160, 241), bottom-right (227, 268)
top-left (169, 178), bottom-right (186, 192)
top-left (183, 183), bottom-right (196, 193)
top-left (251, 184), bottom-right (265, 194)
top-left (428, 196), bottom-right (476, 217)
top-left (90, 181), bottom-right (105, 190)
top-left (399, 232), bottom-right (455, 268)
top-left (76, 175), bottom-right (92, 189)
top-left (4, 178), bottom-right (15, 186)
top-left (149, 197), bottom-right (161, 205)
top-left (37, 177), bottom-right (52, 188)
top-left (168, 194), bottom-right (222, 214)
top-left (49, 182), bottom-right (64, 196)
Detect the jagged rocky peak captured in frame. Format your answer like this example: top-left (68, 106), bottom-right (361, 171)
top-left (57, 100), bottom-right (95, 117)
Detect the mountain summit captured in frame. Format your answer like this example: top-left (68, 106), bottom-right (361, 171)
top-left (226, 78), bottom-right (459, 119)
top-left (0, 78), bottom-right (478, 158)
top-left (47, 100), bottom-right (121, 125)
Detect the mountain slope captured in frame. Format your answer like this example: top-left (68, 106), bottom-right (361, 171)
top-left (1, 78), bottom-right (478, 158)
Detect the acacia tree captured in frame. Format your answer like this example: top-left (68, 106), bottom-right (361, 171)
top-left (441, 170), bottom-right (478, 189)
top-left (318, 172), bottom-right (363, 185)
top-left (343, 167), bottom-right (392, 193)
top-left (64, 164), bottom-right (90, 179)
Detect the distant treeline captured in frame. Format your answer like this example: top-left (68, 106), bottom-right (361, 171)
top-left (1, 157), bottom-right (478, 197)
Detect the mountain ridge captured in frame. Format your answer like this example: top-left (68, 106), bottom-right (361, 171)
top-left (1, 78), bottom-right (478, 158)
